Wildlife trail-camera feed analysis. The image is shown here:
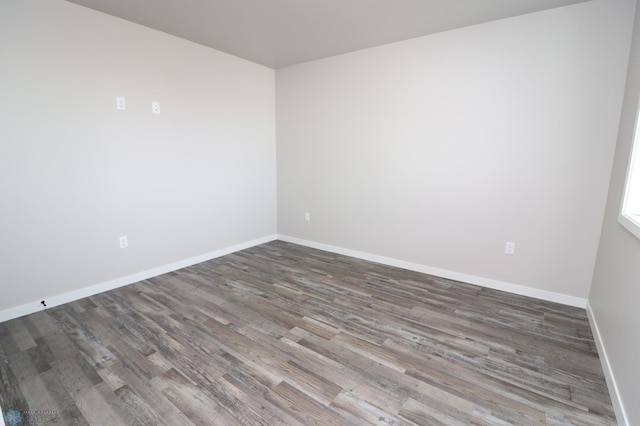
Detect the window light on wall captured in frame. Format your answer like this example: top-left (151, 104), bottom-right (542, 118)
top-left (619, 95), bottom-right (640, 240)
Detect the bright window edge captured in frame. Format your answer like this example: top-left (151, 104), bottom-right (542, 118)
top-left (618, 94), bottom-right (640, 241)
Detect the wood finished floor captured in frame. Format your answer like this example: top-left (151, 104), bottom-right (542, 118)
top-left (0, 241), bottom-right (615, 425)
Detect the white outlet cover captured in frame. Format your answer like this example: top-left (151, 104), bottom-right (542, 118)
top-left (116, 96), bottom-right (126, 110)
top-left (152, 101), bottom-right (160, 114)
top-left (505, 241), bottom-right (515, 255)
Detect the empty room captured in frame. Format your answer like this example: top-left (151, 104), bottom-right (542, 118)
top-left (1, 0), bottom-right (639, 424)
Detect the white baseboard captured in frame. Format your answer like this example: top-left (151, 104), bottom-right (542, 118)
top-left (586, 301), bottom-right (628, 426)
top-left (0, 234), bottom-right (618, 424)
top-left (0, 233), bottom-right (586, 317)
top-left (0, 234), bottom-right (278, 324)
top-left (277, 235), bottom-right (587, 308)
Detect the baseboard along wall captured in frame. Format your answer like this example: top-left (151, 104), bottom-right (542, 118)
top-left (277, 235), bottom-right (587, 309)
top-left (1, 234), bottom-right (588, 323)
top-left (2, 234), bottom-right (623, 422)
top-left (0, 235), bottom-right (278, 324)
top-left (1, 234), bottom-right (590, 323)
top-left (586, 301), bottom-right (629, 426)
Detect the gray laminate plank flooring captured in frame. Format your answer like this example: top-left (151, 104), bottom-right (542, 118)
top-left (0, 241), bottom-right (616, 425)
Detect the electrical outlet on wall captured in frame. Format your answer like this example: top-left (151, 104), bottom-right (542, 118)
top-left (505, 241), bottom-right (515, 255)
top-left (305, 212), bottom-right (311, 222)
top-left (119, 235), bottom-right (128, 248)
top-left (116, 96), bottom-right (126, 110)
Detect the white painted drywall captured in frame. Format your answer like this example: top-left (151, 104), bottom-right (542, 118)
top-left (590, 0), bottom-right (640, 422)
top-left (276, 0), bottom-right (635, 300)
top-left (0, 0), bottom-right (277, 313)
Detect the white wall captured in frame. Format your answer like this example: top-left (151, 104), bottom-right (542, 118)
top-left (0, 0), bottom-right (277, 314)
top-left (276, 0), bottom-right (635, 302)
top-left (590, 0), bottom-right (640, 422)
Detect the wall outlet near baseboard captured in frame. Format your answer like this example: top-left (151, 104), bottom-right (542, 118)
top-left (505, 241), bottom-right (515, 255)
top-left (116, 96), bottom-right (126, 110)
top-left (305, 212), bottom-right (311, 222)
top-left (119, 236), bottom-right (129, 248)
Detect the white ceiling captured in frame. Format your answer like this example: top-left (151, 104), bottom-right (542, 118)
top-left (65, 0), bottom-right (589, 69)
